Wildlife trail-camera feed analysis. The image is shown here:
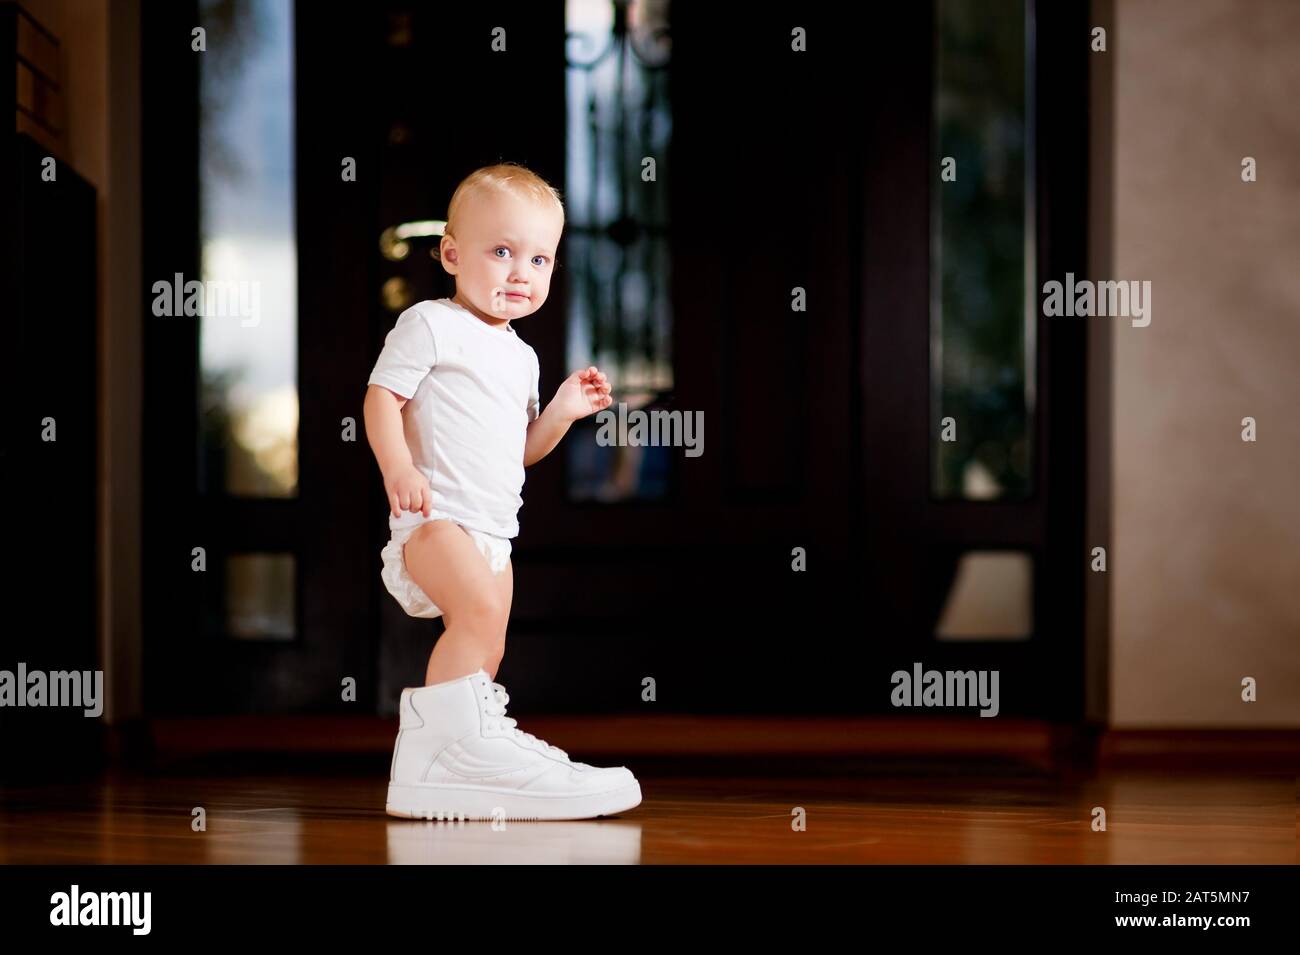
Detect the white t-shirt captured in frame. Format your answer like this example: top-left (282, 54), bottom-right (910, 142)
top-left (367, 298), bottom-right (540, 538)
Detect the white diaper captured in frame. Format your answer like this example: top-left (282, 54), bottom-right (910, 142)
top-left (379, 511), bottom-right (512, 619)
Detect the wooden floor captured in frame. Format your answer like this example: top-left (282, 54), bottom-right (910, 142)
top-left (1, 756), bottom-right (1294, 864)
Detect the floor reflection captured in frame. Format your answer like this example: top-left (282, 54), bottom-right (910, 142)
top-left (385, 819), bottom-right (643, 864)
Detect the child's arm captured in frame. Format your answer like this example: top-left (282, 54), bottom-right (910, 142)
top-left (524, 403), bottom-right (574, 467)
top-left (524, 366), bottom-right (612, 467)
top-left (364, 384), bottom-right (432, 517)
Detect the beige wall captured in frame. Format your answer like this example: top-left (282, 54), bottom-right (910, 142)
top-left (1108, 0), bottom-right (1300, 726)
top-left (24, 0), bottom-right (142, 724)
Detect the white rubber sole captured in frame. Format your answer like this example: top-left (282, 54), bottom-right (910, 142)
top-left (386, 780), bottom-right (643, 821)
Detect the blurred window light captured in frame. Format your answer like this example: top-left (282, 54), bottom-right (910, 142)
top-left (935, 551), bottom-right (1034, 641)
top-left (931, 0), bottom-right (1036, 500)
top-left (565, 0), bottom-right (674, 502)
top-left (197, 0), bottom-right (298, 498)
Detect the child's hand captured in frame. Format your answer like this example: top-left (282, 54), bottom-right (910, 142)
top-left (385, 464), bottom-right (433, 519)
top-left (551, 366), bottom-right (613, 422)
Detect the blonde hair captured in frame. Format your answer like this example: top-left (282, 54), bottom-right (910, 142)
top-left (443, 162), bottom-right (565, 249)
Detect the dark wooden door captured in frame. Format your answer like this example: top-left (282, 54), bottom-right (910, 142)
top-left (141, 1), bottom-right (389, 715)
top-left (500, 1), bottom-right (1092, 720)
top-left (140, 1), bottom-right (1092, 721)
top-left (141, 2), bottom-right (568, 717)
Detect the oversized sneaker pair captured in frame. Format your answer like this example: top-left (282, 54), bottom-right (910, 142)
top-left (386, 667), bottom-right (642, 821)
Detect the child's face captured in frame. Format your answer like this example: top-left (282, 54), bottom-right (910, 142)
top-left (439, 190), bottom-right (564, 322)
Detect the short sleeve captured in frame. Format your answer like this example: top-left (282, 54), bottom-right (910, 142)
top-left (526, 350), bottom-right (540, 421)
top-left (367, 304), bottom-right (438, 399)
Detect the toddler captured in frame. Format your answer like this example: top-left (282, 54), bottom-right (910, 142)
top-left (364, 163), bottom-right (642, 821)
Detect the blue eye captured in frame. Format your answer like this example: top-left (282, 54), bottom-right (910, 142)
top-left (532, 255), bottom-right (548, 267)
top-left (494, 247), bottom-right (509, 258)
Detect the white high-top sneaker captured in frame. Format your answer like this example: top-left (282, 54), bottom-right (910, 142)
top-left (385, 668), bottom-right (643, 821)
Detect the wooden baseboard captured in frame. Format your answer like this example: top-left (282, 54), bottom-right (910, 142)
top-left (1099, 729), bottom-right (1300, 769)
top-left (117, 716), bottom-right (1300, 772)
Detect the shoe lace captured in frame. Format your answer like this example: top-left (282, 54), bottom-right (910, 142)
top-left (484, 682), bottom-right (570, 761)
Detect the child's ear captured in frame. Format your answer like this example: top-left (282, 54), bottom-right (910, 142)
top-left (438, 237), bottom-right (459, 273)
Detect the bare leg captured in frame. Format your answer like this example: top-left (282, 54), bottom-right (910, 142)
top-left (481, 559), bottom-right (512, 680)
top-left (400, 520), bottom-right (513, 686)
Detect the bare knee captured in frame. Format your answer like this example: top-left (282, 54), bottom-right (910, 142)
top-left (450, 589), bottom-right (509, 650)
